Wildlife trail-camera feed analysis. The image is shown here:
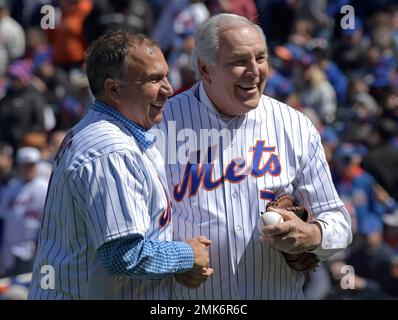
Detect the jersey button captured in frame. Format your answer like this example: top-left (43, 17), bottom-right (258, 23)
top-left (232, 192), bottom-right (238, 199)
top-left (235, 226), bottom-right (242, 233)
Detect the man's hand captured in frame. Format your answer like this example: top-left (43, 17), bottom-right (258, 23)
top-left (175, 236), bottom-right (213, 289)
top-left (261, 208), bottom-right (322, 254)
top-left (188, 235), bottom-right (212, 268)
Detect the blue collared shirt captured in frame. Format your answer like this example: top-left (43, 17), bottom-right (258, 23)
top-left (92, 99), bottom-right (157, 149)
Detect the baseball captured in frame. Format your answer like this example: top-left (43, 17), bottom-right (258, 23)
top-left (257, 211), bottom-right (284, 233)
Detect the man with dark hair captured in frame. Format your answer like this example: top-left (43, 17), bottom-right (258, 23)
top-left (28, 30), bottom-right (212, 300)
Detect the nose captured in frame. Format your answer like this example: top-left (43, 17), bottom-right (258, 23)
top-left (245, 59), bottom-right (260, 79)
top-left (161, 77), bottom-right (174, 97)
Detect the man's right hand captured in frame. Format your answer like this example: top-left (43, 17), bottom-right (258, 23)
top-left (175, 235), bottom-right (213, 289)
top-left (188, 235), bottom-right (212, 268)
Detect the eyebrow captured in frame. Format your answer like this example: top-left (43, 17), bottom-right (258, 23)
top-left (228, 49), bottom-right (267, 60)
top-left (135, 70), bottom-right (169, 82)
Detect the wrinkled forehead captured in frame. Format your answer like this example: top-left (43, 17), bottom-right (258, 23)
top-left (217, 23), bottom-right (266, 55)
top-left (219, 23), bottom-right (265, 45)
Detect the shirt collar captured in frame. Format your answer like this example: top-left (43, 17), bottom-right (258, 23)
top-left (92, 99), bottom-right (156, 149)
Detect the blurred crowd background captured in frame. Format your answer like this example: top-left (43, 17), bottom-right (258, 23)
top-left (0, 0), bottom-right (397, 300)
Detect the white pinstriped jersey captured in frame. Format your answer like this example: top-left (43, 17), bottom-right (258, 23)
top-left (28, 108), bottom-right (173, 300)
top-left (0, 175), bottom-right (48, 270)
top-left (155, 82), bottom-right (350, 299)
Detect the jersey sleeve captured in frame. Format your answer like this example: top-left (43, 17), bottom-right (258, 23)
top-left (293, 125), bottom-right (352, 259)
top-left (293, 124), bottom-right (344, 213)
top-left (70, 151), bottom-right (151, 250)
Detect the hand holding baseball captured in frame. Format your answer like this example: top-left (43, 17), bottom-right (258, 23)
top-left (257, 210), bottom-right (284, 234)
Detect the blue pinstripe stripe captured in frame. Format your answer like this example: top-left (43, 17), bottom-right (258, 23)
top-left (74, 172), bottom-right (103, 243)
top-left (71, 201), bottom-right (82, 298)
top-left (107, 155), bottom-right (133, 231)
top-left (233, 117), bottom-right (248, 298)
top-left (249, 109), bottom-right (258, 299)
top-left (204, 102), bottom-right (221, 299)
top-left (264, 99), bottom-right (275, 299)
top-left (269, 99), bottom-right (283, 196)
top-left (213, 114), bottom-right (230, 299)
top-left (286, 106), bottom-right (296, 300)
top-left (314, 139), bottom-right (337, 201)
top-left (182, 94), bottom-right (198, 300)
top-left (49, 178), bottom-right (67, 300)
top-left (194, 94), bottom-right (210, 299)
top-left (307, 141), bottom-right (323, 209)
top-left (214, 110), bottom-right (236, 300)
top-left (165, 102), bottom-right (184, 300)
top-left (258, 99), bottom-right (266, 298)
top-left (312, 145), bottom-right (332, 209)
top-left (43, 174), bottom-right (68, 299)
top-left (176, 95), bottom-right (195, 300)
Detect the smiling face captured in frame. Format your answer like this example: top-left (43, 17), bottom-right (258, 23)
top-left (115, 44), bottom-right (173, 129)
top-left (200, 24), bottom-right (269, 116)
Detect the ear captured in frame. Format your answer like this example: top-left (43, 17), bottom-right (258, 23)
top-left (198, 59), bottom-right (212, 84)
top-left (104, 78), bottom-right (121, 104)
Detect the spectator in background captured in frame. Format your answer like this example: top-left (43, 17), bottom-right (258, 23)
top-left (0, 60), bottom-right (47, 149)
top-left (9, 0), bottom-right (52, 28)
top-left (273, 42), bottom-right (307, 83)
top-left (320, 126), bottom-right (339, 166)
top-left (208, 0), bottom-right (258, 22)
top-left (167, 0), bottom-right (209, 92)
top-left (301, 64), bottom-right (337, 124)
top-left (151, 0), bottom-right (189, 54)
top-left (30, 41), bottom-right (75, 122)
top-left (294, 0), bottom-right (333, 41)
top-left (0, 142), bottom-right (13, 202)
top-left (41, 129), bottom-right (66, 164)
top-left (0, 142), bottom-right (13, 251)
top-left (0, 147), bottom-right (48, 277)
top-left (333, 143), bottom-right (396, 230)
top-left (0, 0), bottom-right (26, 74)
top-left (84, 0), bottom-right (154, 44)
top-left (264, 66), bottom-right (294, 104)
top-left (362, 118), bottom-right (398, 200)
top-left (20, 132), bottom-right (53, 180)
top-left (333, 17), bottom-right (371, 73)
top-left (308, 39), bottom-right (348, 106)
top-left (46, 0), bottom-right (92, 70)
top-left (346, 215), bottom-right (398, 298)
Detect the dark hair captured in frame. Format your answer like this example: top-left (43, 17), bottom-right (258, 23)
top-left (85, 30), bottom-right (158, 96)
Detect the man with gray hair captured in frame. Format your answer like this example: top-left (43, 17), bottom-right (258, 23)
top-left (156, 13), bottom-right (352, 299)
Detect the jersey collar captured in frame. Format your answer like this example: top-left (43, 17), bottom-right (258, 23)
top-left (92, 99), bottom-right (156, 150)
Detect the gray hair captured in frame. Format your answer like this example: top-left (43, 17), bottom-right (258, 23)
top-left (191, 13), bottom-right (268, 79)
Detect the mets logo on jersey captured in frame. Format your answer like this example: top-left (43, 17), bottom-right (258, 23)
top-left (173, 140), bottom-right (281, 201)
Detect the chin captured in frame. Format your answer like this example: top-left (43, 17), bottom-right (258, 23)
top-left (152, 114), bottom-right (164, 125)
top-left (242, 98), bottom-right (261, 110)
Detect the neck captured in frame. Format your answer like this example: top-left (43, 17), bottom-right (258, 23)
top-left (202, 82), bottom-right (239, 117)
